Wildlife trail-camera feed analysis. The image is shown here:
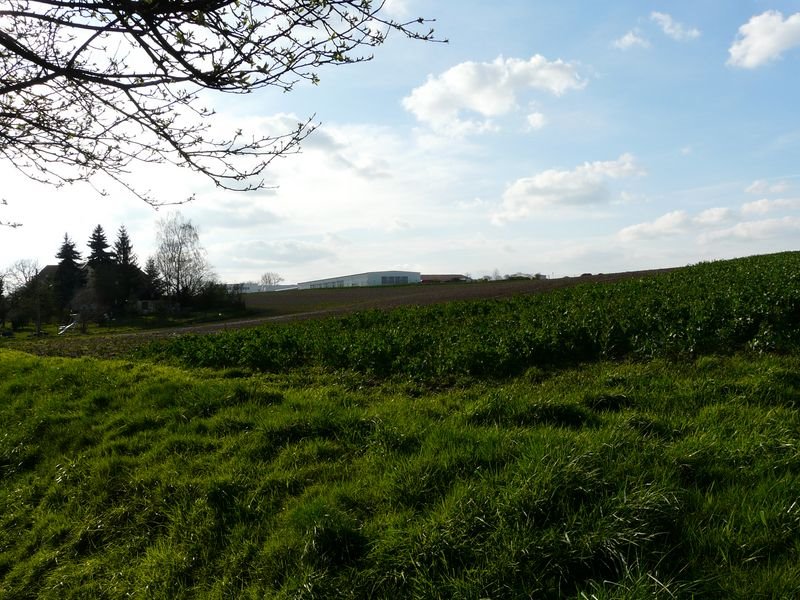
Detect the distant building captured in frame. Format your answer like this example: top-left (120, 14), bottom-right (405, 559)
top-left (421, 274), bottom-right (470, 284)
top-left (298, 271), bottom-right (422, 290)
top-left (226, 282), bottom-right (298, 293)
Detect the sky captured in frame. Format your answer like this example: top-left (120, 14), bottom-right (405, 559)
top-left (2, 0), bottom-right (800, 284)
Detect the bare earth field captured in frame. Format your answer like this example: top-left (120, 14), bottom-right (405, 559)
top-left (239, 267), bottom-right (677, 325)
top-left (1, 267), bottom-right (675, 358)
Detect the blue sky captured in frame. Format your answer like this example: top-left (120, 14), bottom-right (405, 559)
top-left (2, 0), bottom-right (800, 283)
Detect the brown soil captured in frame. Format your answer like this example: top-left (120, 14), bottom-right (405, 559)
top-left (183, 266), bottom-right (677, 334)
top-left (3, 267), bottom-right (676, 358)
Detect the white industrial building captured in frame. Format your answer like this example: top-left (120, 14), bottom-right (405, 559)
top-left (298, 271), bottom-right (421, 290)
top-left (226, 282), bottom-right (298, 293)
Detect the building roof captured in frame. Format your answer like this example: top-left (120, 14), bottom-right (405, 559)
top-left (298, 270), bottom-right (421, 286)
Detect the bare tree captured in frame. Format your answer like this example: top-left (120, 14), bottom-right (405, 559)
top-left (4, 258), bottom-right (50, 333)
top-left (4, 258), bottom-right (40, 294)
top-left (154, 212), bottom-right (213, 302)
top-left (0, 1), bottom-right (440, 206)
top-left (260, 271), bottom-right (284, 288)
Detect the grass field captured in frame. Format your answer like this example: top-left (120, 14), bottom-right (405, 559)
top-left (1, 252), bottom-right (799, 598)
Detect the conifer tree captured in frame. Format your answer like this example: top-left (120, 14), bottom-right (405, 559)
top-left (143, 258), bottom-right (164, 300)
top-left (113, 226), bottom-right (137, 267)
top-left (112, 226), bottom-right (141, 312)
top-left (54, 234), bottom-right (85, 311)
top-left (87, 225), bottom-right (114, 266)
top-left (86, 224), bottom-right (117, 313)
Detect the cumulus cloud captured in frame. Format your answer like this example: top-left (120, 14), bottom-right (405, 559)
top-left (651, 12), bottom-right (701, 41)
top-left (701, 216), bottom-right (800, 242)
top-left (745, 179), bottom-right (791, 195)
top-left (618, 207), bottom-right (732, 241)
top-left (618, 210), bottom-right (689, 241)
top-left (402, 54), bottom-right (585, 135)
top-left (620, 201), bottom-right (800, 244)
top-left (693, 207), bottom-right (733, 226)
top-left (742, 197), bottom-right (800, 215)
top-left (492, 154), bottom-right (642, 224)
top-left (728, 11), bottom-right (800, 68)
top-left (613, 30), bottom-right (651, 50)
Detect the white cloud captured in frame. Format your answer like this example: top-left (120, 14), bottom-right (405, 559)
top-left (728, 11), bottom-right (800, 68)
top-left (382, 0), bottom-right (411, 18)
top-left (526, 112), bottom-right (547, 130)
top-left (492, 154), bottom-right (642, 224)
top-left (402, 55), bottom-right (584, 135)
top-left (618, 210), bottom-right (689, 241)
top-left (741, 197), bottom-right (800, 215)
top-left (650, 12), bottom-right (701, 41)
top-left (745, 179), bottom-right (791, 195)
top-left (613, 30), bottom-right (651, 50)
top-left (702, 216), bottom-right (800, 242)
top-left (693, 207), bottom-right (732, 226)
top-left (620, 201), bottom-right (800, 245)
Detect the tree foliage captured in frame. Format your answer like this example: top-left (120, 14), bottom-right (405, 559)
top-left (0, 1), bottom-right (439, 205)
top-left (108, 225), bottom-right (142, 312)
top-left (54, 234), bottom-right (85, 310)
top-left (142, 256), bottom-right (165, 300)
top-left (113, 226), bottom-right (136, 267)
top-left (87, 224), bottom-right (113, 266)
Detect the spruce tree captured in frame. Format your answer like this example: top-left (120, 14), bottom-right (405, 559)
top-left (112, 226), bottom-right (141, 312)
top-left (113, 226), bottom-right (137, 267)
top-left (87, 225), bottom-right (114, 266)
top-left (54, 234), bottom-right (85, 311)
top-left (143, 257), bottom-right (164, 300)
top-left (86, 224), bottom-right (117, 314)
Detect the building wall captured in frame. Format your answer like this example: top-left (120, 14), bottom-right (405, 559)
top-left (298, 271), bottom-right (421, 290)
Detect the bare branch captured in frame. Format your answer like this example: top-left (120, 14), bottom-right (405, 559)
top-left (0, 0), bottom-right (442, 206)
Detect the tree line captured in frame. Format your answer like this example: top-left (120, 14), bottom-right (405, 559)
top-left (1, 213), bottom-right (240, 333)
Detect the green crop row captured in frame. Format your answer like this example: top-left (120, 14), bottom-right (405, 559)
top-left (140, 252), bottom-right (800, 379)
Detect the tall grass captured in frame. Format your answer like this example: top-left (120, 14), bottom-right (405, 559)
top-left (2, 349), bottom-right (799, 598)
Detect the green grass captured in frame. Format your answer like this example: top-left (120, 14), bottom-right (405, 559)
top-left (2, 252), bottom-right (799, 598)
top-left (2, 349), bottom-right (799, 598)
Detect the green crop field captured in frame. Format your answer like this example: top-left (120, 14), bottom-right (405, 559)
top-left (2, 252), bottom-right (800, 598)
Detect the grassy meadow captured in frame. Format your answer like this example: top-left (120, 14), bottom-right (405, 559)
top-left (2, 252), bottom-right (800, 598)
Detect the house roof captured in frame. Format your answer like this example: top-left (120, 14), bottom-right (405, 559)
top-left (37, 264), bottom-right (59, 279)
